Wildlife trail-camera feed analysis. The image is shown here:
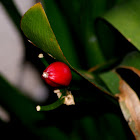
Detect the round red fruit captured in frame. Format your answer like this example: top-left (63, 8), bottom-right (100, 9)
top-left (42, 62), bottom-right (72, 87)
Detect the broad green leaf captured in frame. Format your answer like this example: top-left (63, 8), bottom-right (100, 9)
top-left (99, 51), bottom-right (140, 95)
top-left (95, 1), bottom-right (139, 61)
top-left (58, 0), bottom-right (106, 67)
top-left (57, 0), bottom-right (127, 67)
top-left (20, 3), bottom-right (113, 96)
top-left (95, 18), bottom-right (135, 61)
top-left (78, 0), bottom-right (106, 67)
top-left (78, 70), bottom-right (111, 94)
top-left (119, 51), bottom-right (140, 72)
top-left (103, 0), bottom-right (140, 51)
top-left (41, 0), bottom-right (80, 68)
top-left (99, 71), bottom-right (120, 95)
top-left (21, 3), bottom-right (68, 65)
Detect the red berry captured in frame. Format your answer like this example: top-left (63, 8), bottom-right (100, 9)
top-left (42, 62), bottom-right (72, 87)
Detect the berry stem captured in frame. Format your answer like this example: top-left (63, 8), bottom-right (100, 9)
top-left (36, 98), bottom-right (65, 111)
top-left (38, 53), bottom-right (49, 67)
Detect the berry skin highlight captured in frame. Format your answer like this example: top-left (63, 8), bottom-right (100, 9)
top-left (42, 62), bottom-right (72, 87)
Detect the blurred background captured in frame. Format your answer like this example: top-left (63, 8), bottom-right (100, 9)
top-left (0, 0), bottom-right (136, 139)
top-left (0, 0), bottom-right (48, 102)
top-left (0, 0), bottom-right (50, 139)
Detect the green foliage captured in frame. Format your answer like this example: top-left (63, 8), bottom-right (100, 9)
top-left (104, 0), bottom-right (140, 50)
top-left (99, 71), bottom-right (120, 95)
top-left (1, 0), bottom-right (140, 139)
top-left (41, 0), bottom-right (80, 68)
top-left (21, 3), bottom-right (68, 65)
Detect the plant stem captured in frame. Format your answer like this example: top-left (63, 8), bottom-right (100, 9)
top-left (38, 53), bottom-right (49, 67)
top-left (36, 98), bottom-right (65, 111)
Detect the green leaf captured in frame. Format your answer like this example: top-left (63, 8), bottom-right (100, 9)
top-left (78, 70), bottom-right (111, 94)
top-left (21, 3), bottom-right (68, 65)
top-left (103, 0), bottom-right (140, 51)
top-left (57, 0), bottom-right (106, 67)
top-left (98, 52), bottom-right (140, 138)
top-left (119, 51), bottom-right (140, 71)
top-left (41, 0), bottom-right (80, 68)
top-left (95, 17), bottom-right (135, 61)
top-left (21, 3), bottom-right (113, 96)
top-left (95, 1), bottom-right (140, 61)
top-left (98, 69), bottom-right (140, 139)
top-left (99, 71), bottom-right (120, 95)
top-left (57, 0), bottom-right (127, 67)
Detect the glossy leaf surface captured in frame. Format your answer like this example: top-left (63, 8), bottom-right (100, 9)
top-left (21, 3), bottom-right (113, 96)
top-left (21, 3), bottom-right (68, 65)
